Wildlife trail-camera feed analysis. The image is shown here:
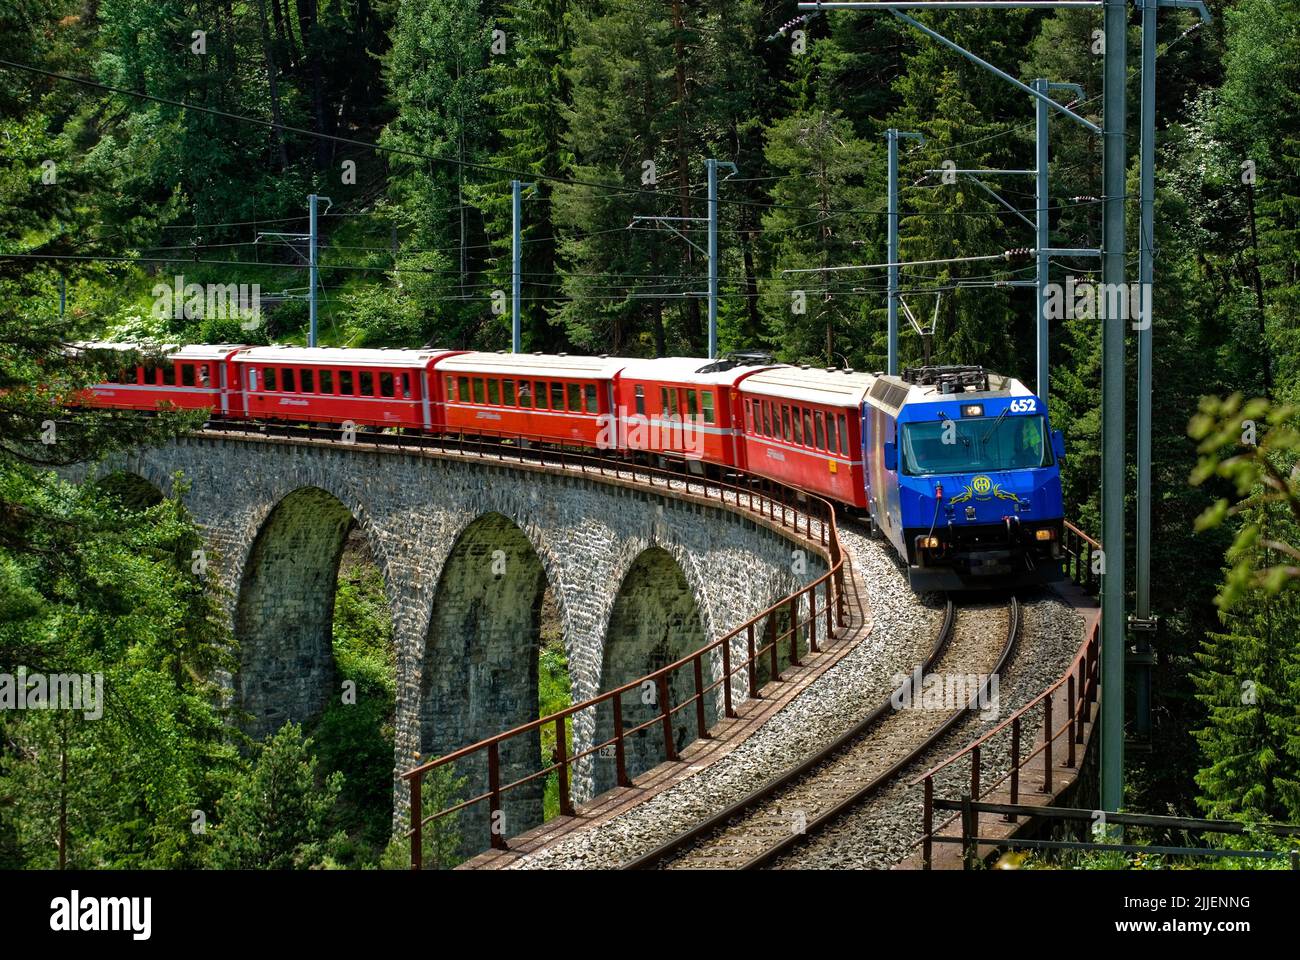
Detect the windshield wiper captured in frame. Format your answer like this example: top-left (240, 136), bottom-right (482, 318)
top-left (980, 407), bottom-right (1010, 448)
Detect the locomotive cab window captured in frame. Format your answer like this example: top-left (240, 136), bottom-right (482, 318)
top-left (901, 414), bottom-right (1054, 475)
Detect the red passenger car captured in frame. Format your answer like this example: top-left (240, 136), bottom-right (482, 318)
top-left (612, 357), bottom-right (773, 466)
top-left (231, 346), bottom-right (465, 429)
top-left (434, 352), bottom-right (625, 446)
top-left (78, 342), bottom-right (247, 416)
top-left (738, 366), bottom-right (872, 509)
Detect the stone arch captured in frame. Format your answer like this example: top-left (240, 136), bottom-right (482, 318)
top-left (419, 512), bottom-right (552, 852)
top-left (233, 486), bottom-right (355, 739)
top-left (593, 546), bottom-right (710, 794)
top-left (94, 470), bottom-right (165, 509)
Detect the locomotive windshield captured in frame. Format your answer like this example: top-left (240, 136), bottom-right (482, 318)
top-left (900, 413), bottom-right (1053, 476)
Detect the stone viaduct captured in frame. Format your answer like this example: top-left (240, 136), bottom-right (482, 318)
top-left (84, 431), bottom-right (829, 845)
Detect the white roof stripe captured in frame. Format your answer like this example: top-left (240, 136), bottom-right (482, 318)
top-left (437, 352), bottom-right (627, 378)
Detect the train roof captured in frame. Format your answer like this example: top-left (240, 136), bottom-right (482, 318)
top-left (232, 346), bottom-right (460, 368)
top-left (436, 351), bottom-right (627, 379)
top-left (616, 356), bottom-right (776, 386)
top-left (865, 371), bottom-right (1032, 415)
top-left (69, 341), bottom-right (248, 361)
top-left (740, 366), bottom-right (876, 408)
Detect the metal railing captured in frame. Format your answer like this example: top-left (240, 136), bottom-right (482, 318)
top-left (914, 523), bottom-right (1102, 869)
top-left (931, 800), bottom-right (1300, 869)
top-left (1062, 520), bottom-right (1098, 595)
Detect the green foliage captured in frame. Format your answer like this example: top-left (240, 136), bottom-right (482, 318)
top-left (205, 722), bottom-right (344, 870)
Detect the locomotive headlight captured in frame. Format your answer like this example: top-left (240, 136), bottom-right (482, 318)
top-left (919, 536), bottom-right (941, 549)
top-left (961, 404), bottom-right (984, 417)
top-left (1035, 528), bottom-right (1057, 541)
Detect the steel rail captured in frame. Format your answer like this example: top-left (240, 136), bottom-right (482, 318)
top-left (623, 596), bottom-right (1021, 870)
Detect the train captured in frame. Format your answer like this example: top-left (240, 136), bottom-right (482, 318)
top-left (71, 341), bottom-right (1067, 591)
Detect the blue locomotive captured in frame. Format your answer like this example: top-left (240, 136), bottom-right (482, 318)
top-left (863, 365), bottom-right (1066, 591)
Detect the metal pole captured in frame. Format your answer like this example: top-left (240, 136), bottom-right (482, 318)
top-left (1034, 78), bottom-right (1050, 411)
top-left (1132, 0), bottom-right (1157, 740)
top-left (512, 178), bottom-right (522, 353)
top-left (308, 193), bottom-right (318, 348)
top-left (707, 158), bottom-right (718, 359)
top-left (887, 129), bottom-right (900, 376)
top-left (1100, 0), bottom-right (1127, 815)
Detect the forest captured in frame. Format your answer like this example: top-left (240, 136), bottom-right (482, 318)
top-left (1, 0), bottom-right (1298, 868)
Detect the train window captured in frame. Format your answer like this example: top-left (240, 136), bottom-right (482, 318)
top-left (472, 379), bottom-right (485, 403)
top-left (402, 373), bottom-right (412, 399)
top-left (263, 368), bottom-right (276, 391)
top-left (567, 383), bottom-right (580, 411)
top-left (792, 406), bottom-right (802, 444)
top-left (446, 375), bottom-right (455, 398)
top-left (553, 382), bottom-right (566, 410)
top-left (686, 389), bottom-right (698, 420)
top-left (319, 369), bottom-right (334, 394)
top-left (660, 388), bottom-right (669, 414)
top-left (634, 385), bottom-right (645, 415)
top-left (181, 364), bottom-right (196, 387)
top-left (359, 371), bottom-right (374, 395)
top-left (281, 368), bottom-right (296, 392)
top-left (815, 411), bottom-right (826, 450)
top-left (745, 399), bottom-right (754, 431)
top-left (487, 379), bottom-right (500, 404)
top-left (781, 406), bottom-right (792, 441)
top-left (667, 389), bottom-right (678, 417)
top-left (458, 376), bottom-right (470, 402)
top-left (300, 369), bottom-right (314, 393)
top-left (584, 384), bottom-right (597, 413)
top-left (838, 414), bottom-right (848, 454)
top-left (163, 364), bottom-right (177, 386)
top-left (380, 372), bottom-right (395, 398)
top-left (503, 379), bottom-right (516, 405)
top-left (761, 402), bottom-right (771, 436)
top-left (339, 370), bottom-right (354, 394)
top-left (534, 381), bottom-right (548, 409)
top-left (197, 364), bottom-right (210, 387)
top-left (803, 410), bottom-right (814, 446)
top-left (517, 380), bottom-right (532, 407)
top-left (249, 369), bottom-right (258, 391)
top-left (702, 391), bottom-right (715, 424)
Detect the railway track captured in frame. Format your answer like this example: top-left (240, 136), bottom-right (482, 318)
top-left (623, 596), bottom-right (1020, 870)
